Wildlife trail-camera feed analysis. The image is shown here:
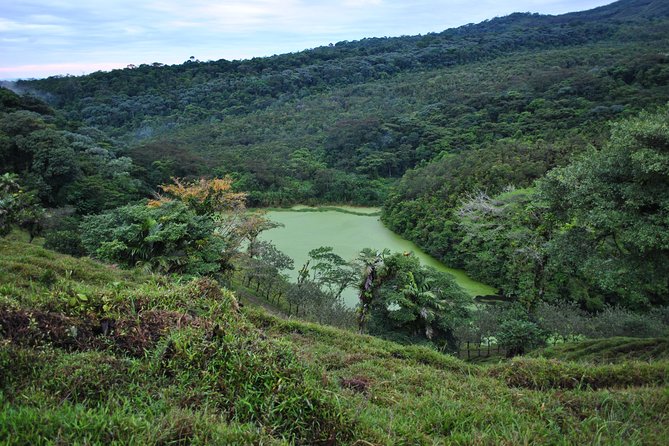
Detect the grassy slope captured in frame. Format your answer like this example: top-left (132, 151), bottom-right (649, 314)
top-left (1, 238), bottom-right (668, 445)
top-left (531, 337), bottom-right (669, 364)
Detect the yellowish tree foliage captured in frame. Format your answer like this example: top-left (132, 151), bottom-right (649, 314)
top-left (149, 177), bottom-right (246, 215)
top-left (149, 177), bottom-right (281, 273)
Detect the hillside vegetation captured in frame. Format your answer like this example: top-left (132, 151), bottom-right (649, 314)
top-left (2, 2), bottom-right (669, 442)
top-left (531, 337), bottom-right (669, 363)
top-left (9, 0), bottom-right (669, 206)
top-left (3, 0), bottom-right (668, 314)
top-left (1, 238), bottom-right (668, 445)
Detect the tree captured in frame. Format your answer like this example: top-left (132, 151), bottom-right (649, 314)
top-left (153, 176), bottom-right (246, 216)
top-left (540, 108), bottom-right (669, 308)
top-left (497, 319), bottom-right (544, 357)
top-left (306, 246), bottom-right (358, 298)
top-left (245, 240), bottom-right (294, 298)
top-left (368, 253), bottom-right (470, 347)
top-left (397, 272), bottom-right (441, 339)
top-left (288, 148), bottom-right (326, 180)
top-left (0, 173), bottom-right (44, 240)
top-left (17, 128), bottom-right (80, 205)
top-left (80, 201), bottom-right (226, 276)
top-left (355, 248), bottom-right (389, 333)
top-left (151, 176), bottom-right (270, 275)
top-left (534, 301), bottom-right (587, 344)
top-left (457, 188), bottom-right (549, 307)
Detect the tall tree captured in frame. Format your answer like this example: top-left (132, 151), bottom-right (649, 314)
top-left (540, 108), bottom-right (669, 308)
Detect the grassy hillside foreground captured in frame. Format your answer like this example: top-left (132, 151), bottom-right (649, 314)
top-left (1, 238), bottom-right (668, 445)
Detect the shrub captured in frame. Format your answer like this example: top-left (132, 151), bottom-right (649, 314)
top-left (80, 201), bottom-right (225, 276)
top-left (588, 306), bottom-right (668, 338)
top-left (496, 319), bottom-right (546, 357)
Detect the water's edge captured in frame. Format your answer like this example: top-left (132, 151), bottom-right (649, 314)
top-left (258, 206), bottom-right (497, 307)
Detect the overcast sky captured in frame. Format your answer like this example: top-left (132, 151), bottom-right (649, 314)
top-left (1, 0), bottom-right (615, 80)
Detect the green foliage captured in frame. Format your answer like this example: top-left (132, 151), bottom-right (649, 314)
top-left (242, 240), bottom-right (294, 300)
top-left (456, 188), bottom-right (549, 306)
top-left (43, 214), bottom-right (86, 256)
top-left (540, 108), bottom-right (669, 308)
top-left (496, 319), bottom-right (546, 357)
top-left (0, 173), bottom-right (44, 241)
top-left (305, 246), bottom-right (358, 299)
top-left (534, 301), bottom-right (589, 343)
top-left (158, 328), bottom-right (351, 443)
top-left (12, 2), bottom-right (669, 206)
top-left (80, 201), bottom-right (225, 276)
top-left (241, 244), bottom-right (357, 329)
top-left (355, 248), bottom-right (389, 333)
top-left (489, 357), bottom-right (669, 390)
top-left (386, 107), bottom-right (669, 312)
top-left (585, 305), bottom-right (669, 338)
top-left (532, 337), bottom-right (669, 363)
top-left (251, 305), bottom-right (669, 445)
top-left (366, 251), bottom-right (471, 347)
top-left (0, 87), bottom-right (143, 241)
top-left (0, 240), bottom-right (355, 444)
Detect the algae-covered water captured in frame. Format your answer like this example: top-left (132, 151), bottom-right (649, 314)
top-left (259, 206), bottom-right (496, 307)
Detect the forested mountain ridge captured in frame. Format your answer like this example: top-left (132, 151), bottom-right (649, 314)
top-left (13, 0), bottom-right (669, 134)
top-left (8, 0), bottom-right (669, 207)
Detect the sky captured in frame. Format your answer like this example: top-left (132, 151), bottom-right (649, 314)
top-left (1, 0), bottom-right (616, 80)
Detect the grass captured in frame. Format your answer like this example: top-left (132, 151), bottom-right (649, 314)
top-left (247, 309), bottom-right (669, 445)
top-left (1, 238), bottom-right (668, 445)
top-left (531, 337), bottom-right (669, 364)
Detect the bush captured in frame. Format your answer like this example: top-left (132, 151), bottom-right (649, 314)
top-left (535, 301), bottom-right (588, 343)
top-left (588, 306), bottom-right (668, 338)
top-left (496, 319), bottom-right (546, 357)
top-left (489, 357), bottom-right (669, 390)
top-left (43, 215), bottom-right (86, 256)
top-left (80, 201), bottom-right (225, 276)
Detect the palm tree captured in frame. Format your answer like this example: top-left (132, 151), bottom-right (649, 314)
top-left (400, 272), bottom-right (446, 340)
top-left (356, 248), bottom-right (389, 333)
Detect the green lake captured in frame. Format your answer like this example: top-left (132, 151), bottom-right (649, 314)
top-left (259, 206), bottom-right (497, 307)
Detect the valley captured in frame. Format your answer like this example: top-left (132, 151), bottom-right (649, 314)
top-left (1, 0), bottom-right (669, 443)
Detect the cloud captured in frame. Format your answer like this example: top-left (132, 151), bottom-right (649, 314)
top-left (0, 17), bottom-right (71, 35)
top-left (0, 62), bottom-right (128, 79)
top-left (342, 0), bottom-right (383, 7)
top-left (0, 0), bottom-right (616, 79)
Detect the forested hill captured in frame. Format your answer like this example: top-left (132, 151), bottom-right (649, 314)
top-left (6, 0), bottom-right (668, 207)
top-left (13, 0), bottom-right (669, 132)
top-left (2, 0), bottom-right (669, 310)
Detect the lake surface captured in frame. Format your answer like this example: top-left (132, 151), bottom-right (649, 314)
top-left (259, 206), bottom-right (497, 307)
